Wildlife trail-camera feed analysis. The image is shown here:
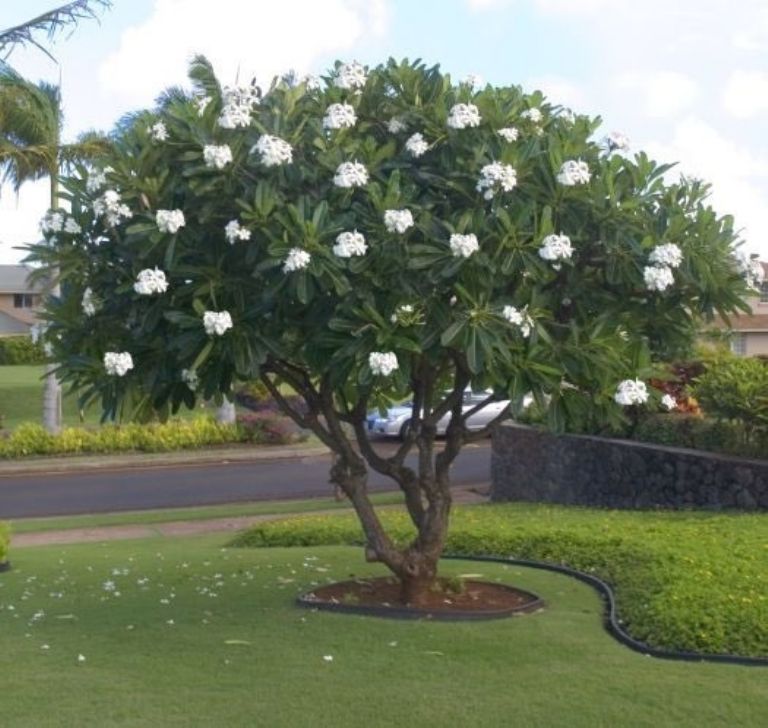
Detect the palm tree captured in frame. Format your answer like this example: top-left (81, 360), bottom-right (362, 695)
top-left (0, 63), bottom-right (109, 432)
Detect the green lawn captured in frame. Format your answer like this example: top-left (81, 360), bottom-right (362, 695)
top-left (1, 537), bottom-right (766, 727)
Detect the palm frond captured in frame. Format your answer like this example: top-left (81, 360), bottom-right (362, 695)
top-left (188, 54), bottom-right (221, 99)
top-left (155, 84), bottom-right (192, 111)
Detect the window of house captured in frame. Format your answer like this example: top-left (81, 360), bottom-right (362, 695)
top-left (730, 333), bottom-right (747, 356)
top-left (760, 281), bottom-right (768, 304)
top-left (13, 293), bottom-right (35, 308)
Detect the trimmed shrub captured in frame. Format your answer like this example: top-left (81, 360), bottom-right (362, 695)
top-left (0, 521), bottom-right (9, 565)
top-left (0, 335), bottom-right (45, 365)
top-left (230, 504), bottom-right (768, 659)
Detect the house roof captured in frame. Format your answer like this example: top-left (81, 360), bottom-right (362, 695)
top-left (728, 312), bottom-right (768, 332)
top-left (0, 309), bottom-right (32, 335)
top-left (0, 265), bottom-right (44, 294)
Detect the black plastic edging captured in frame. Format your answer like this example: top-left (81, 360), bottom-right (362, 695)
top-left (443, 554), bottom-right (768, 668)
top-left (0, 561), bottom-right (10, 572)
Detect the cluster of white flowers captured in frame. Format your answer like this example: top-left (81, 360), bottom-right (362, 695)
top-left (390, 303), bottom-right (414, 324)
top-left (156, 209), bottom-right (186, 234)
top-left (447, 103), bottom-right (481, 129)
top-left (559, 108), bottom-right (576, 124)
top-left (93, 190), bottom-right (132, 227)
top-left (203, 144), bottom-right (233, 170)
top-left (497, 127), bottom-right (519, 142)
top-left (449, 233), bottom-right (479, 258)
top-left (643, 265), bottom-right (675, 292)
top-left (86, 167), bottom-right (111, 194)
top-left (463, 73), bottom-right (484, 89)
top-left (369, 351), bottom-right (398, 376)
top-left (557, 160), bottom-right (591, 186)
top-left (476, 162), bottom-right (517, 200)
top-left (302, 74), bottom-right (323, 92)
top-left (603, 130), bottom-right (630, 153)
top-left (104, 352), bottom-right (134, 377)
top-left (133, 267), bottom-right (168, 296)
top-left (283, 248), bottom-right (311, 272)
top-left (195, 96), bottom-right (211, 116)
top-left (218, 85), bottom-right (259, 129)
top-left (323, 103), bottom-right (357, 130)
top-left (387, 117), bottom-right (407, 133)
top-left (334, 61), bottom-right (366, 91)
top-left (224, 219), bottom-right (251, 244)
top-left (254, 134), bottom-right (293, 167)
top-left (661, 393), bottom-right (677, 411)
top-left (40, 211), bottom-right (81, 235)
top-left (203, 310), bottom-right (233, 336)
top-left (649, 243), bottom-right (683, 269)
top-left (383, 209), bottom-right (414, 234)
top-left (149, 121), bottom-right (168, 142)
top-left (539, 234), bottom-right (573, 265)
top-left (405, 132), bottom-right (429, 157)
top-left (181, 368), bottom-right (199, 391)
top-left (82, 287), bottom-right (96, 316)
top-left (502, 305), bottom-right (534, 338)
top-left (333, 161), bottom-right (369, 188)
top-left (520, 108), bottom-right (543, 124)
top-left (733, 250), bottom-right (765, 290)
top-left (614, 379), bottom-right (649, 406)
top-left (333, 230), bottom-right (367, 257)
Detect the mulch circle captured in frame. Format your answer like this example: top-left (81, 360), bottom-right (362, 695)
top-left (297, 576), bottom-right (544, 621)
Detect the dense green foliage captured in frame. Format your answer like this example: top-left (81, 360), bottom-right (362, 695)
top-left (231, 504), bottom-right (768, 658)
top-left (2, 537), bottom-right (766, 727)
top-left (0, 521), bottom-right (8, 564)
top-left (0, 414), bottom-right (300, 458)
top-left (0, 335), bottom-right (46, 365)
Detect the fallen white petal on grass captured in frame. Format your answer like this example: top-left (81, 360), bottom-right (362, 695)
top-left (323, 655), bottom-right (334, 662)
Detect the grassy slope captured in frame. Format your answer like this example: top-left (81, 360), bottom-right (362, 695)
top-left (1, 537), bottom-right (766, 727)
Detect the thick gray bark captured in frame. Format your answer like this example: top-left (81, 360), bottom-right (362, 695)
top-left (215, 396), bottom-right (236, 424)
top-left (42, 362), bottom-right (62, 434)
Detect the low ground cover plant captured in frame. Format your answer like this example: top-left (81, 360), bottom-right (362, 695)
top-left (0, 522), bottom-right (9, 564)
top-left (231, 503), bottom-right (768, 658)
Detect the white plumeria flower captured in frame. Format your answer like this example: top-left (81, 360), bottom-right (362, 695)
top-left (333, 161), bottom-right (369, 188)
top-left (104, 352), bottom-right (134, 377)
top-left (560, 108), bottom-right (576, 124)
top-left (133, 267), bottom-right (169, 296)
top-left (323, 103), bottom-right (357, 130)
top-left (463, 73), bottom-right (484, 89)
top-left (102, 580), bottom-right (116, 592)
top-left (149, 121), bottom-right (168, 142)
top-left (556, 160), bottom-right (591, 186)
top-left (77, 654), bottom-right (86, 664)
top-left (603, 130), bottom-right (630, 153)
top-left (322, 655), bottom-right (334, 662)
top-left (539, 234), bottom-right (573, 264)
top-left (82, 287), bottom-right (96, 317)
top-left (387, 117), bottom-right (407, 134)
top-left (64, 217), bottom-right (82, 234)
top-left (203, 310), bottom-right (233, 336)
top-left (156, 209), bottom-right (185, 234)
top-left (181, 369), bottom-right (199, 391)
top-left (334, 61), bottom-right (366, 90)
top-left (614, 379), bottom-right (649, 406)
top-left (447, 103), bottom-right (481, 129)
top-left (383, 209), bottom-right (414, 234)
top-left (502, 305), bottom-right (534, 338)
top-left (520, 108), bottom-right (543, 124)
top-left (218, 85), bottom-right (259, 128)
top-left (86, 167), bottom-right (110, 194)
top-left (93, 190), bottom-right (132, 227)
top-left (195, 95), bottom-right (211, 116)
top-left (302, 74), bottom-right (323, 91)
top-left (497, 127), bottom-right (519, 142)
top-left (449, 233), bottom-right (479, 258)
top-left (733, 251), bottom-right (765, 290)
top-left (405, 133), bottom-right (429, 157)
top-left (203, 144), bottom-right (233, 170)
top-left (369, 351), bottom-right (398, 376)
top-left (253, 134), bottom-right (293, 167)
top-left (224, 220), bottom-right (251, 244)
top-left (649, 243), bottom-right (683, 269)
top-left (644, 265), bottom-right (675, 292)
top-left (476, 162), bottom-right (517, 200)
top-left (661, 394), bottom-right (677, 411)
top-left (40, 210), bottom-right (64, 234)
top-left (333, 230), bottom-right (367, 257)
top-left (283, 248), bottom-right (311, 272)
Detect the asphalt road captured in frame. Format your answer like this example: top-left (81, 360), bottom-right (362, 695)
top-left (0, 441), bottom-right (492, 518)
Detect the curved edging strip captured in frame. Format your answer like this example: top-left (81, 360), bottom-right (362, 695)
top-left (443, 554), bottom-right (768, 668)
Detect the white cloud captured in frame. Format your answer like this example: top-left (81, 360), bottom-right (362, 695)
top-left (525, 75), bottom-right (589, 111)
top-left (614, 71), bottom-right (698, 119)
top-left (723, 70), bottom-right (768, 118)
top-left (100, 0), bottom-right (392, 107)
top-left (0, 180), bottom-right (50, 264)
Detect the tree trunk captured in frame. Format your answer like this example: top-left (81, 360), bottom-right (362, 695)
top-left (398, 549), bottom-right (441, 606)
top-left (42, 362), bottom-right (62, 434)
top-left (215, 396), bottom-right (236, 424)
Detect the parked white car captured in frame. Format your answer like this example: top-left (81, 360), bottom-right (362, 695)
top-left (366, 390), bottom-right (513, 438)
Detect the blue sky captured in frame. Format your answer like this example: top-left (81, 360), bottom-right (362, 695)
top-left (2, 0), bottom-right (767, 262)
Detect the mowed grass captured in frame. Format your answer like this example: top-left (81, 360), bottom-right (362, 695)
top-left (1, 536), bottom-right (766, 727)
top-left (0, 365), bottom-right (222, 431)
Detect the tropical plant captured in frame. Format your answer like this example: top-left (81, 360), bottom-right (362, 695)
top-left (26, 57), bottom-right (752, 602)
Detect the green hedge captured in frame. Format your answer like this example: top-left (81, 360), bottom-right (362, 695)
top-left (230, 504), bottom-right (768, 659)
top-left (0, 414), bottom-right (304, 458)
top-left (0, 521), bottom-right (8, 565)
top-left (0, 336), bottom-right (45, 365)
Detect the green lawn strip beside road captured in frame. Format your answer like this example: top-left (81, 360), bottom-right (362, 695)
top-left (1, 537), bottom-right (765, 727)
top-left (9, 493), bottom-right (405, 535)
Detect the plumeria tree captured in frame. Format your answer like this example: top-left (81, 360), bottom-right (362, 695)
top-left (27, 57), bottom-right (752, 603)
